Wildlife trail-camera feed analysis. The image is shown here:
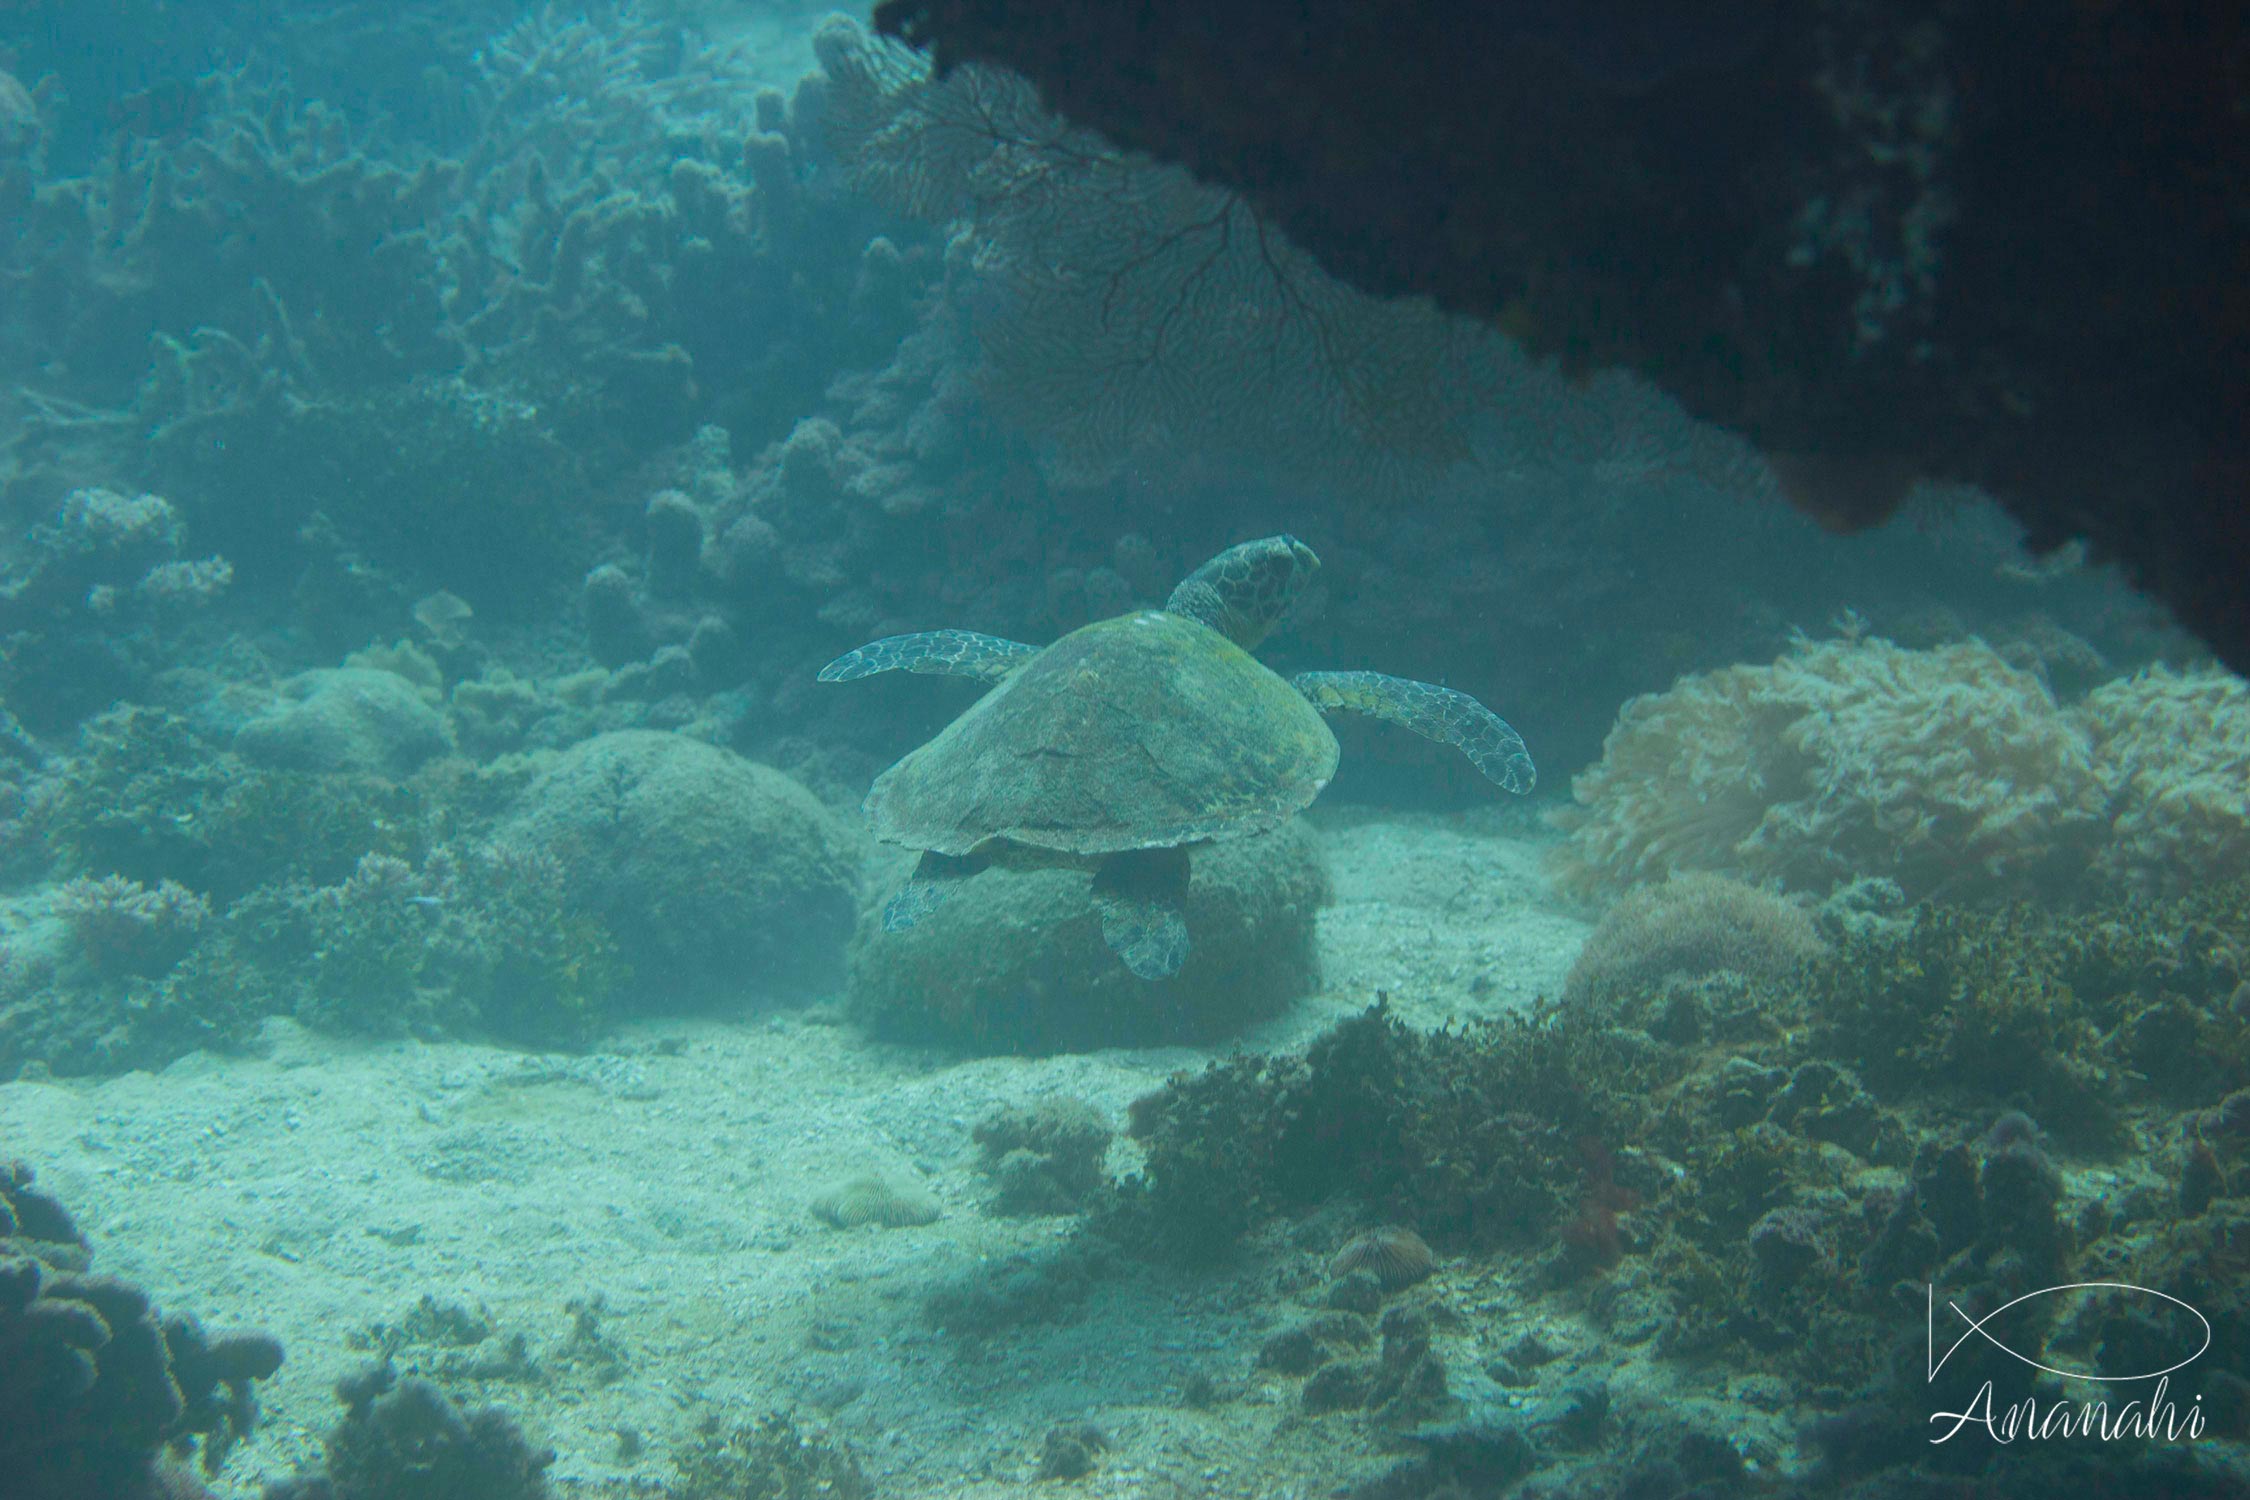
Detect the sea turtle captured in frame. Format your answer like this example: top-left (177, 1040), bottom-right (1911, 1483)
top-left (819, 535), bottom-right (1533, 980)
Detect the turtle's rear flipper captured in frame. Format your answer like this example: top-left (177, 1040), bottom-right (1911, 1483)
top-left (1091, 846), bottom-right (1193, 980)
top-left (883, 850), bottom-right (985, 931)
top-left (1291, 670), bottom-right (1536, 793)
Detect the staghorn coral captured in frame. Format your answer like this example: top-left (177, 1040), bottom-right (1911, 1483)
top-left (1552, 633), bottom-right (2105, 902)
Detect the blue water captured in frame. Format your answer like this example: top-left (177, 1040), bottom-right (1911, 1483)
top-left (0, 5), bottom-right (2241, 1498)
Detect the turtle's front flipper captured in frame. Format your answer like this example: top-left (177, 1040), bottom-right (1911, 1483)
top-left (818, 630), bottom-right (1039, 684)
top-left (1292, 670), bottom-right (1536, 793)
top-left (883, 850), bottom-right (986, 931)
top-left (1090, 846), bottom-right (1193, 980)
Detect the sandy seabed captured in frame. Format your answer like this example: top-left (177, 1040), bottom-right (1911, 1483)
top-left (0, 812), bottom-right (1590, 1498)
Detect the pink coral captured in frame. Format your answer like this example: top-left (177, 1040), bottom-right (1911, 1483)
top-left (52, 874), bottom-right (210, 978)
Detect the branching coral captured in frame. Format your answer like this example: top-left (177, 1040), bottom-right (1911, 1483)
top-left (0, 489), bottom-right (232, 731)
top-left (266, 1360), bottom-right (552, 1500)
top-left (52, 873), bottom-right (210, 979)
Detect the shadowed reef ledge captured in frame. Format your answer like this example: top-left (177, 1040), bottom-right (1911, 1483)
top-left (873, 0), bottom-right (2250, 674)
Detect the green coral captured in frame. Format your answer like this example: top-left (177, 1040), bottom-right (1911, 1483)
top-left (1806, 891), bottom-right (2250, 1141)
top-left (48, 703), bottom-right (432, 901)
top-left (47, 705), bottom-right (232, 888)
top-left (674, 1413), bottom-right (867, 1500)
top-left (293, 844), bottom-right (625, 1046)
top-left (1112, 1003), bottom-right (1670, 1264)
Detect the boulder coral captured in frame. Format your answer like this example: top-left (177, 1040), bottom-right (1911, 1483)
top-left (846, 820), bottom-right (1328, 1050)
top-left (1561, 872), bottom-right (1825, 1018)
top-left (499, 731), bottom-right (860, 1008)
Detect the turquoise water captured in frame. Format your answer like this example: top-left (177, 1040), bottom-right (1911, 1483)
top-left (0, 5), bottom-right (2243, 1498)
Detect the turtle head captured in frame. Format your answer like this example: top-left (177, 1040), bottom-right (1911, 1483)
top-left (1163, 535), bottom-right (1320, 650)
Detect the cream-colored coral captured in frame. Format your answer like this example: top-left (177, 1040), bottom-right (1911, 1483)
top-left (1562, 873), bottom-right (1827, 1012)
top-left (2074, 663), bottom-right (2250, 896)
top-left (1552, 636), bottom-right (2104, 901)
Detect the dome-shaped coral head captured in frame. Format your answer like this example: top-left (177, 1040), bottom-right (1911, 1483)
top-left (1979, 1110), bottom-right (2047, 1159)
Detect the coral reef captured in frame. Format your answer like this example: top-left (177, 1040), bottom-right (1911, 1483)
top-left (45, 703), bottom-right (433, 902)
top-left (0, 488), bottom-right (232, 733)
top-left (52, 873), bottom-right (209, 979)
top-left (1560, 872), bottom-right (1825, 1020)
top-left (846, 822), bottom-right (1327, 1051)
top-left (1, 1161), bottom-right (282, 1500)
top-left (809, 1175), bottom-right (940, 1230)
top-left (2080, 663), bottom-right (2250, 897)
top-left (233, 667), bottom-right (454, 778)
top-left (497, 731), bottom-right (860, 1008)
top-left (263, 1361), bottom-right (552, 1500)
top-left (4, 828), bottom-right (628, 1077)
top-left (673, 1411), bottom-right (868, 1500)
top-left (971, 1098), bottom-right (1114, 1216)
top-left (1557, 636), bottom-right (2250, 906)
top-left (1106, 876), bottom-right (2250, 1494)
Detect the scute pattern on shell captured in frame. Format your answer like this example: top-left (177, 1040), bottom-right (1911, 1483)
top-left (864, 610), bottom-right (1338, 858)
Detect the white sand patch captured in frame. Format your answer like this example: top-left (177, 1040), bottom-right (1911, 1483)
top-left (0, 816), bottom-right (1590, 1498)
